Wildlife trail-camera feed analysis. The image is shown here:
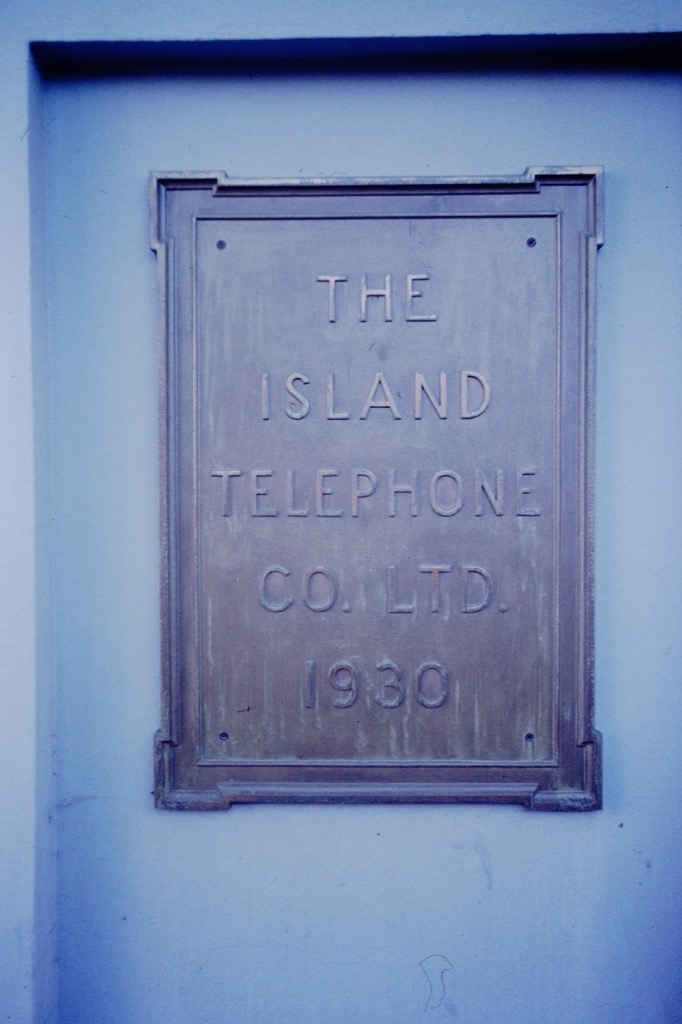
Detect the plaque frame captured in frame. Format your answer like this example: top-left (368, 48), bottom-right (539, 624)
top-left (151, 168), bottom-right (602, 811)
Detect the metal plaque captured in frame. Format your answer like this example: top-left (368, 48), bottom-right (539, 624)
top-left (152, 168), bottom-right (602, 810)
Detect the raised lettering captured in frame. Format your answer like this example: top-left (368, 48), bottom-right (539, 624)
top-left (429, 470), bottom-right (462, 516)
top-left (387, 565), bottom-right (416, 614)
top-left (286, 469), bottom-right (309, 517)
top-left (516, 469), bottom-right (541, 516)
top-left (461, 370), bottom-right (490, 419)
top-left (213, 466), bottom-right (537, 520)
top-left (419, 564), bottom-right (453, 613)
top-left (388, 469), bottom-right (418, 517)
top-left (405, 274), bottom-right (437, 322)
top-left (326, 372), bottom-right (350, 420)
top-left (475, 468), bottom-right (504, 516)
top-left (351, 469), bottom-right (378, 516)
top-left (375, 660), bottom-right (406, 709)
top-left (414, 372), bottom-right (447, 419)
top-left (317, 274), bottom-right (347, 322)
top-left (316, 469), bottom-right (343, 517)
top-left (329, 661), bottom-right (358, 708)
top-left (416, 662), bottom-right (449, 709)
top-left (212, 469), bottom-right (242, 516)
top-left (360, 273), bottom-right (392, 322)
top-left (462, 566), bottom-right (493, 613)
top-left (302, 567), bottom-right (337, 612)
top-left (285, 373), bottom-right (310, 419)
top-left (251, 469), bottom-right (278, 517)
top-left (360, 372), bottom-right (401, 420)
top-left (304, 658), bottom-right (455, 711)
top-left (260, 373), bottom-right (270, 420)
top-left (259, 565), bottom-right (292, 612)
top-left (304, 660), bottom-right (317, 708)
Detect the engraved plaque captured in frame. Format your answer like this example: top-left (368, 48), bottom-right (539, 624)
top-left (152, 169), bottom-right (602, 810)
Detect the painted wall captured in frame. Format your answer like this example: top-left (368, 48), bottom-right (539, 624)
top-left (2, 4), bottom-right (682, 1023)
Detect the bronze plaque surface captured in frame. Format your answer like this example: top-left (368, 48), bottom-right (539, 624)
top-left (152, 169), bottom-right (602, 810)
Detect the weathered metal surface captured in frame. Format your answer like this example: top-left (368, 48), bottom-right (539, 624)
top-left (152, 169), bottom-right (602, 810)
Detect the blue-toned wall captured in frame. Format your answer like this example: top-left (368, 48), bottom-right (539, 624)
top-left (2, 5), bottom-right (682, 1023)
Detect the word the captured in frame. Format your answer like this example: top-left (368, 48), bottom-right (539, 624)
top-left (317, 273), bottom-right (437, 323)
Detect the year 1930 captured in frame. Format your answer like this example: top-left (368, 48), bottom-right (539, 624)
top-left (304, 658), bottom-right (450, 711)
